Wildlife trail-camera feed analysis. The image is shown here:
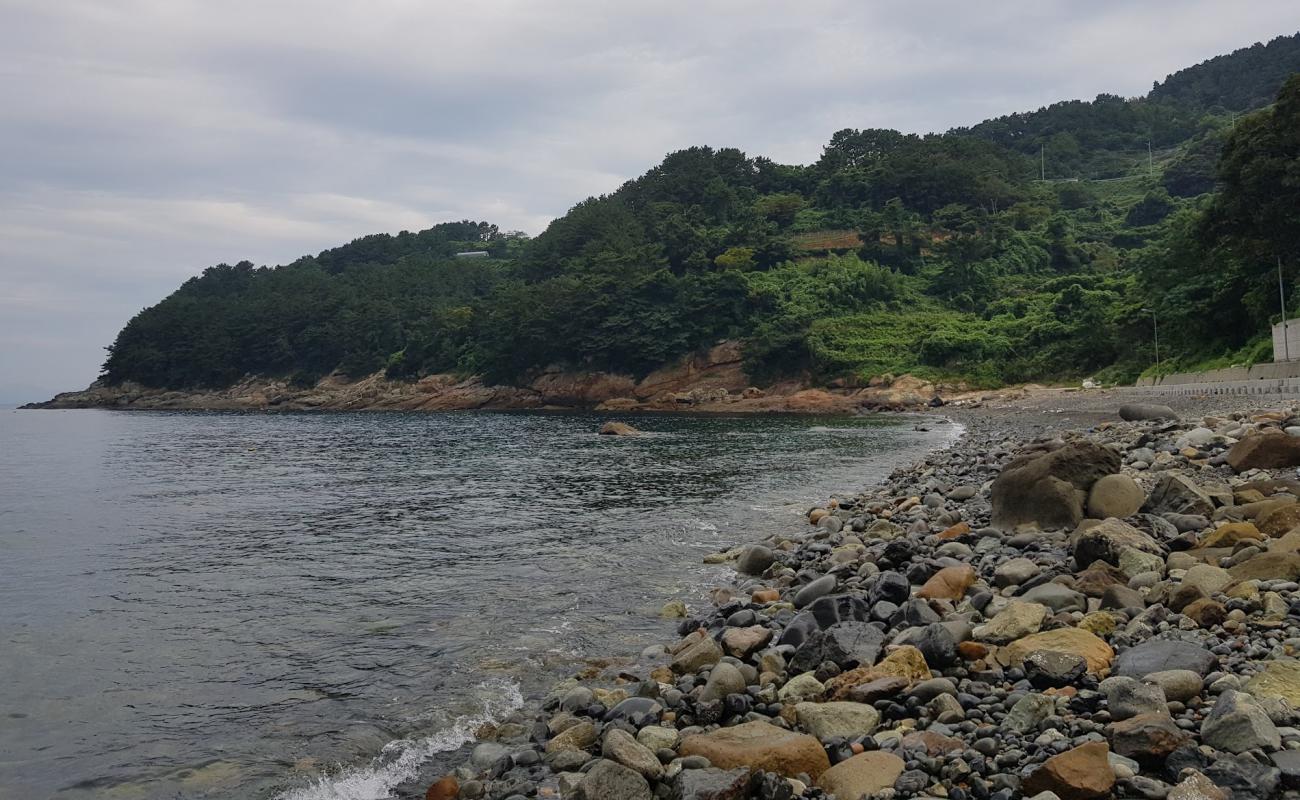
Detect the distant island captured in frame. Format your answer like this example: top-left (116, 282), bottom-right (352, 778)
top-left (32, 33), bottom-right (1300, 411)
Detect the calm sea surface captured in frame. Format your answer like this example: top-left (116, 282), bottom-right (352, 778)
top-left (0, 409), bottom-right (956, 799)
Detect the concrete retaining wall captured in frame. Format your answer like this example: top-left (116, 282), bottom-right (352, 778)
top-left (1136, 361), bottom-right (1300, 388)
top-left (1130, 378), bottom-right (1300, 397)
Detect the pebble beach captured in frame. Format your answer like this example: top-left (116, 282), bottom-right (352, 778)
top-left (417, 391), bottom-right (1300, 800)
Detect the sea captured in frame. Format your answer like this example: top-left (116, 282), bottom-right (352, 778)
top-left (0, 408), bottom-right (958, 799)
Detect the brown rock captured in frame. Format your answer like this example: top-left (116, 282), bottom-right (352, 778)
top-left (1227, 552), bottom-right (1300, 583)
top-left (678, 720), bottom-right (830, 778)
top-left (826, 646), bottom-right (931, 700)
top-left (999, 628), bottom-right (1114, 674)
top-left (425, 776), bottom-right (459, 800)
top-left (1227, 431), bottom-right (1300, 472)
top-left (900, 730), bottom-right (966, 755)
top-left (845, 676), bottom-right (909, 704)
top-left (671, 634), bottom-right (723, 674)
top-left (1272, 529), bottom-right (1300, 554)
top-left (1074, 563), bottom-right (1127, 596)
top-left (751, 588), bottom-right (780, 603)
top-left (959, 641), bottom-right (991, 661)
top-left (916, 564), bottom-right (977, 600)
top-left (1110, 712), bottom-right (1192, 760)
top-left (1258, 504), bottom-right (1300, 538)
top-left (815, 751), bottom-right (906, 799)
top-left (1022, 741), bottom-right (1116, 800)
top-left (990, 441), bottom-right (1121, 531)
top-left (1182, 598), bottom-right (1227, 628)
top-left (938, 521), bottom-right (972, 540)
top-left (721, 625), bottom-right (772, 659)
top-left (546, 720), bottom-right (597, 753)
top-left (1197, 522), bottom-right (1264, 549)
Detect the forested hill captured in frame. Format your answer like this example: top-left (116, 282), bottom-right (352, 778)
top-left (100, 33), bottom-right (1300, 392)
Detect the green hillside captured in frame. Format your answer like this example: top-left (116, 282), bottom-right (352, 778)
top-left (101, 33), bottom-right (1300, 391)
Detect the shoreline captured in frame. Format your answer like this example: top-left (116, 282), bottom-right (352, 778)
top-left (384, 391), bottom-right (1300, 800)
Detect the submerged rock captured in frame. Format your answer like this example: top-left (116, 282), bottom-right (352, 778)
top-left (598, 421), bottom-right (641, 436)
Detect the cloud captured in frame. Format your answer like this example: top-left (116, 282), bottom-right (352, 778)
top-left (1, 0), bottom-right (1298, 401)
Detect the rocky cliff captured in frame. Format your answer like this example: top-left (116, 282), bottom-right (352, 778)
top-left (26, 342), bottom-right (959, 414)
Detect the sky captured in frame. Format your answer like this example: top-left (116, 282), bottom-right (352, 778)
top-left (2, 1), bottom-right (1299, 403)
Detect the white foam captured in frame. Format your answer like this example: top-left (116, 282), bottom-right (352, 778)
top-left (276, 679), bottom-right (524, 800)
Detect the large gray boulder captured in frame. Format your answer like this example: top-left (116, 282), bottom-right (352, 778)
top-left (1114, 640), bottom-right (1218, 678)
top-left (1201, 690), bottom-right (1281, 753)
top-left (990, 441), bottom-right (1121, 531)
top-left (789, 621), bottom-right (885, 673)
top-left (736, 544), bottom-right (775, 576)
top-left (1144, 474), bottom-right (1215, 517)
top-left (1119, 403), bottom-right (1177, 421)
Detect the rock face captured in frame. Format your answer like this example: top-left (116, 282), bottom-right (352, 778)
top-left (990, 441), bottom-right (1120, 530)
top-left (1022, 741), bottom-right (1116, 800)
top-left (1227, 432), bottom-right (1300, 472)
top-left (815, 751), bottom-right (905, 799)
top-left (678, 721), bottom-right (830, 778)
top-left (1119, 403), bottom-right (1177, 421)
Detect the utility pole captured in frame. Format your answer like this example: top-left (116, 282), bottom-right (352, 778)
top-left (1142, 307), bottom-right (1160, 373)
top-left (1281, 256), bottom-right (1291, 362)
top-left (1040, 143), bottom-right (1045, 181)
top-left (1148, 140), bottom-right (1153, 175)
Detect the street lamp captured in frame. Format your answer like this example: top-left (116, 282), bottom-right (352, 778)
top-left (1141, 308), bottom-right (1160, 373)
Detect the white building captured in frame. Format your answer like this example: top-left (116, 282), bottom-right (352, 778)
top-left (1272, 319), bottom-right (1300, 362)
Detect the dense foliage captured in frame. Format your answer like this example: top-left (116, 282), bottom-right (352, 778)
top-left (102, 34), bottom-right (1300, 390)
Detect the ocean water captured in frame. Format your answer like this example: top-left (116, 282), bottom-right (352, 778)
top-left (0, 408), bottom-right (957, 799)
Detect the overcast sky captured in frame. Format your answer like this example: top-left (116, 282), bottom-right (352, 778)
top-left (2, 1), bottom-right (1298, 403)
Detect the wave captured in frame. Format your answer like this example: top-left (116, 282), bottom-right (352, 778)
top-left (275, 679), bottom-right (524, 800)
